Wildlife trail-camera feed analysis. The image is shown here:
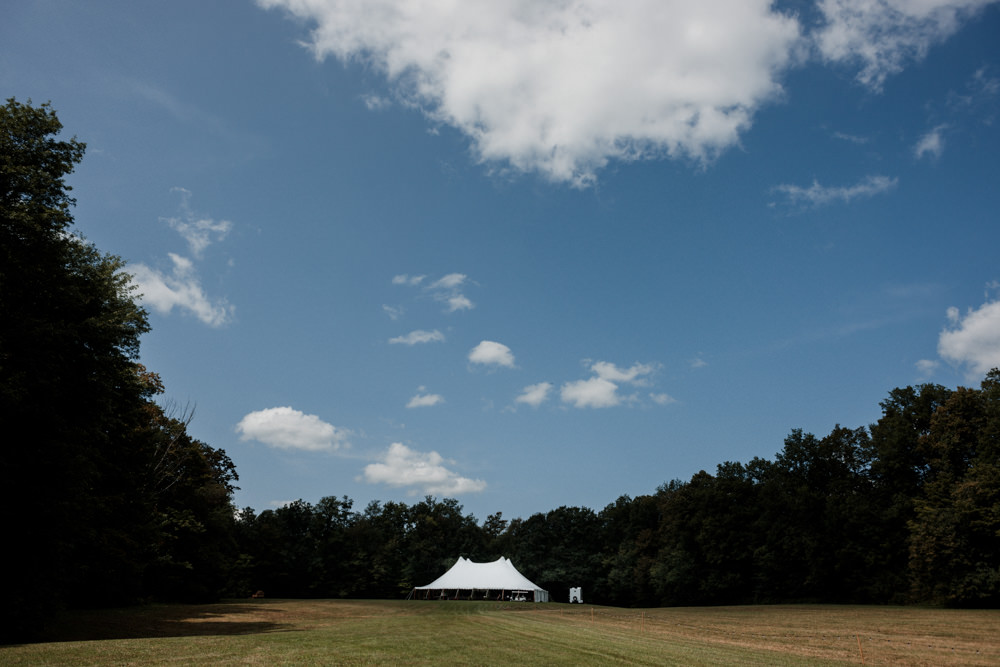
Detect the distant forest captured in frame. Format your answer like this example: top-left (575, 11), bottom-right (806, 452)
top-left (4, 98), bottom-right (999, 643)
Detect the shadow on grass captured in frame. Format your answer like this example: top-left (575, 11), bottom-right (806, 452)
top-left (43, 602), bottom-right (292, 642)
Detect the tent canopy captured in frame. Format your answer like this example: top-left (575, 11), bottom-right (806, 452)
top-left (414, 557), bottom-right (549, 602)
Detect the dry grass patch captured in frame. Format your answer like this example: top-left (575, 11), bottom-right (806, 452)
top-left (2, 599), bottom-right (998, 666)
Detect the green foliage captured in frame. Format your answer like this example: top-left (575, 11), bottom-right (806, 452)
top-left (1, 99), bottom-right (238, 642)
top-left (908, 371), bottom-right (1000, 606)
top-left (228, 373), bottom-right (999, 609)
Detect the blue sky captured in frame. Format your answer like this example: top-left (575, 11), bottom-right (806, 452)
top-left (4, 0), bottom-right (999, 521)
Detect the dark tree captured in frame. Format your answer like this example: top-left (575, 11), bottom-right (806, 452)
top-left (864, 383), bottom-right (953, 601)
top-left (1, 98), bottom-right (151, 640)
top-left (1, 99), bottom-right (239, 640)
top-left (909, 371), bottom-right (1000, 606)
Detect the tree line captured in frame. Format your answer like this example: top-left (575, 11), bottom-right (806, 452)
top-left (231, 372), bottom-right (999, 610)
top-left (3, 99), bottom-right (998, 642)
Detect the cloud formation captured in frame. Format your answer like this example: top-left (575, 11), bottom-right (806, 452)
top-left (236, 406), bottom-right (350, 451)
top-left (938, 298), bottom-right (1000, 379)
top-left (469, 340), bottom-right (515, 368)
top-left (392, 274), bottom-right (425, 286)
top-left (389, 329), bottom-right (445, 345)
top-left (914, 125), bottom-right (947, 159)
top-left (516, 382), bottom-right (553, 407)
top-left (561, 361), bottom-right (656, 408)
top-left (362, 442), bottom-right (486, 495)
top-left (131, 253), bottom-right (234, 327)
top-left (259, 0), bottom-right (801, 186)
top-left (393, 271), bottom-right (474, 312)
top-left (407, 388), bottom-right (445, 408)
top-left (771, 175), bottom-right (898, 208)
top-left (162, 187), bottom-right (232, 257)
top-left (814, 0), bottom-right (996, 91)
top-left (259, 0), bottom-right (997, 185)
top-left (650, 392), bottom-right (677, 405)
top-left (130, 189), bottom-right (234, 327)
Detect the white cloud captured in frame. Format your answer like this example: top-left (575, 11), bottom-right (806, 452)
top-left (469, 340), bottom-right (515, 368)
top-left (430, 273), bottom-right (474, 312)
top-left (389, 329), bottom-right (445, 345)
top-left (407, 389), bottom-right (445, 408)
top-left (446, 294), bottom-right (474, 312)
top-left (258, 0), bottom-right (801, 186)
top-left (561, 360), bottom-right (657, 408)
top-left (561, 376), bottom-right (621, 408)
top-left (394, 271), bottom-right (474, 312)
top-left (363, 93), bottom-right (392, 110)
top-left (915, 124), bottom-right (948, 159)
top-left (937, 298), bottom-right (1000, 379)
top-left (832, 131), bottom-right (869, 144)
top-left (690, 357), bottom-right (708, 368)
top-left (382, 304), bottom-right (403, 320)
top-left (915, 358), bottom-right (940, 377)
top-left (235, 406), bottom-right (350, 451)
top-left (131, 189), bottom-right (235, 327)
top-left (162, 187), bottom-right (232, 257)
top-left (771, 175), bottom-right (898, 208)
top-left (362, 442), bottom-right (486, 495)
top-left (814, 0), bottom-right (996, 91)
top-left (130, 253), bottom-right (234, 327)
top-left (429, 273), bottom-right (467, 290)
top-left (592, 360), bottom-right (656, 384)
top-left (516, 382), bottom-right (553, 407)
top-left (650, 392), bottom-right (677, 405)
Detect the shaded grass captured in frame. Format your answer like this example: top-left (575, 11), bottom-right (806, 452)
top-left (3, 599), bottom-right (998, 665)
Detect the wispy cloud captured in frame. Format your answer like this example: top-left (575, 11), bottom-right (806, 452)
top-left (130, 253), bottom-right (234, 327)
top-left (771, 175), bottom-right (897, 208)
top-left (162, 187), bottom-right (232, 257)
top-left (914, 125), bottom-right (948, 160)
top-left (407, 388), bottom-right (445, 408)
top-left (393, 271), bottom-right (474, 312)
top-left (362, 442), bottom-right (486, 495)
top-left (915, 358), bottom-right (940, 379)
top-left (813, 0), bottom-right (994, 91)
top-left (832, 131), bottom-right (869, 144)
top-left (392, 274), bottom-right (425, 286)
top-left (469, 340), bottom-right (515, 369)
top-left (430, 273), bottom-right (474, 312)
top-left (429, 273), bottom-right (467, 290)
top-left (236, 406), bottom-right (350, 451)
top-left (130, 189), bottom-right (234, 327)
top-left (389, 329), bottom-right (445, 345)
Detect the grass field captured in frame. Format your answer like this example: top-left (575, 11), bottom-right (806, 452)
top-left (3, 599), bottom-right (999, 665)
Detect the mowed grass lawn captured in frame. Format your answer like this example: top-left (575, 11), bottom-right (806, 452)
top-left (4, 599), bottom-right (999, 666)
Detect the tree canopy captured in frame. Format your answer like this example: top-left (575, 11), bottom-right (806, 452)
top-left (1, 99), bottom-right (239, 642)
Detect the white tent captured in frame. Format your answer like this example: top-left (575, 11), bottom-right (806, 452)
top-left (411, 557), bottom-right (550, 602)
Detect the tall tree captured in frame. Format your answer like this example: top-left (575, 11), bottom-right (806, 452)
top-left (864, 383), bottom-right (952, 601)
top-left (2, 99), bottom-right (239, 639)
top-left (1, 98), bottom-right (152, 639)
top-left (909, 371), bottom-right (1000, 606)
